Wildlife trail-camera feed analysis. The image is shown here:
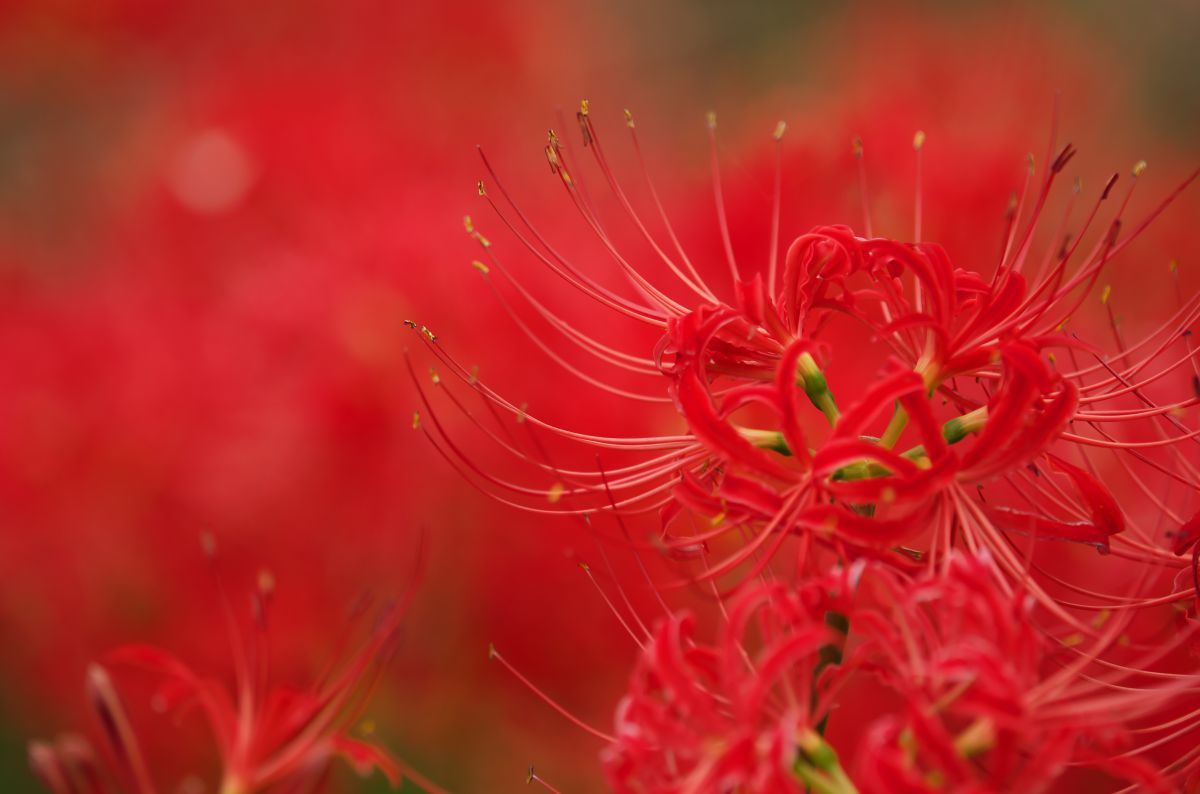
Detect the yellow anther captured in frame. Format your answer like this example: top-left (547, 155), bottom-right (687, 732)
top-left (706, 110), bottom-right (717, 129)
top-left (547, 482), bottom-right (565, 503)
top-left (773, 120), bottom-right (787, 141)
top-left (710, 510), bottom-right (726, 526)
top-left (411, 412), bottom-right (421, 429)
top-left (1062, 633), bottom-right (1083, 647)
top-left (1170, 259), bottom-right (1180, 273)
top-left (1025, 152), bottom-right (1035, 173)
top-left (419, 325), bottom-right (437, 342)
top-left (1100, 284), bottom-right (1112, 304)
top-left (463, 215), bottom-right (491, 248)
top-left (624, 108), bottom-right (635, 128)
top-left (476, 180), bottom-right (486, 196)
top-left (1132, 160), bottom-right (1148, 177)
top-left (429, 367), bottom-right (440, 385)
top-left (913, 130), bottom-right (926, 151)
top-left (469, 365), bottom-right (479, 384)
top-left (579, 99), bottom-right (590, 116)
top-left (470, 259), bottom-right (489, 275)
top-left (1092, 609), bottom-right (1112, 628)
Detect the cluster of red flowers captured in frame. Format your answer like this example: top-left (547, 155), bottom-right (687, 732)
top-left (410, 101), bottom-right (1200, 790)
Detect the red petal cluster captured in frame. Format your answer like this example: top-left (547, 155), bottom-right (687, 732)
top-left (603, 566), bottom-right (859, 794)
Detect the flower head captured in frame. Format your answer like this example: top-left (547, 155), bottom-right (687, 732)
top-left (29, 542), bottom-right (441, 794)
top-left (412, 104), bottom-right (1199, 618)
top-left (603, 565), bottom-right (860, 794)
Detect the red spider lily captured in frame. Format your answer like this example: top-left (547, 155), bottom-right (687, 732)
top-left (848, 552), bottom-right (1194, 793)
top-left (410, 104), bottom-right (1200, 622)
top-left (28, 542), bottom-right (445, 794)
top-left (501, 547), bottom-right (1200, 791)
top-left (601, 565), bottom-right (861, 794)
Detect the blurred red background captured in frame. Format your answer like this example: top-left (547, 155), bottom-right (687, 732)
top-left (1, 1), bottom-right (1197, 791)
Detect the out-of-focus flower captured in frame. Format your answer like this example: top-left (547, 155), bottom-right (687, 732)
top-left (849, 553), bottom-right (1181, 794)
top-left (28, 542), bottom-right (443, 794)
top-left (603, 566), bottom-right (859, 794)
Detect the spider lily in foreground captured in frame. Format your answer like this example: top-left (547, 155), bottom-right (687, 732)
top-left (410, 102), bottom-right (1200, 618)
top-left (29, 540), bottom-right (445, 794)
top-left (502, 552), bottom-right (1200, 792)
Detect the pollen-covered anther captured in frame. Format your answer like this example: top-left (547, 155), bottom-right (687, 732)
top-left (462, 215), bottom-right (492, 248)
top-left (773, 120), bottom-right (787, 141)
top-left (411, 412), bottom-right (421, 430)
top-left (429, 367), bottom-right (440, 385)
top-left (623, 108), bottom-right (634, 128)
top-left (706, 110), bottom-right (717, 129)
top-left (579, 99), bottom-right (589, 117)
top-left (912, 130), bottom-right (926, 151)
top-left (1100, 284), bottom-right (1113, 304)
top-left (476, 180), bottom-right (486, 196)
top-left (546, 482), bottom-right (565, 503)
top-left (1133, 159), bottom-right (1148, 177)
top-left (419, 325), bottom-right (437, 343)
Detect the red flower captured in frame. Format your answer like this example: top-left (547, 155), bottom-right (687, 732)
top-left (602, 565), bottom-right (860, 794)
top-left (850, 553), bottom-right (1181, 793)
top-left (29, 545), bottom-right (443, 794)
top-left (413, 105), bottom-right (1198, 615)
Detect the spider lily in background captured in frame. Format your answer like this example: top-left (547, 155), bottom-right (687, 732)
top-left (410, 102), bottom-right (1200, 617)
top-left (28, 538), bottom-right (445, 794)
